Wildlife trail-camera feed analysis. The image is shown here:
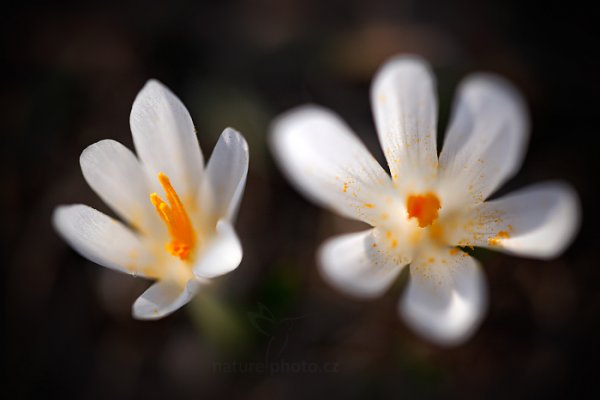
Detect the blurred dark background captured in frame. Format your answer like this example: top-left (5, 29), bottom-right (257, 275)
top-left (2, 0), bottom-right (599, 398)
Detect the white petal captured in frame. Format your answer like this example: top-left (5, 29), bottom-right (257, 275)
top-left (270, 105), bottom-right (395, 225)
top-left (318, 229), bottom-right (409, 299)
top-left (204, 128), bottom-right (249, 221)
top-left (193, 220), bottom-right (242, 279)
top-left (53, 205), bottom-right (154, 277)
top-left (400, 249), bottom-right (487, 346)
top-left (80, 139), bottom-right (159, 233)
top-left (439, 74), bottom-right (529, 206)
top-left (371, 55), bottom-right (438, 188)
top-left (132, 279), bottom-right (201, 320)
top-left (130, 80), bottom-right (204, 197)
top-left (451, 182), bottom-right (580, 259)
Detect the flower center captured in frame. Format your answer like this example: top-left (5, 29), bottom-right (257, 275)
top-left (150, 172), bottom-right (196, 261)
top-left (406, 192), bottom-right (441, 228)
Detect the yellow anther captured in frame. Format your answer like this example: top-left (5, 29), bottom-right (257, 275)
top-left (150, 172), bottom-right (196, 260)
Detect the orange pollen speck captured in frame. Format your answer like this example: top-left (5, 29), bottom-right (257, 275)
top-left (488, 230), bottom-right (510, 246)
top-left (150, 172), bottom-right (196, 261)
top-left (406, 192), bottom-right (441, 228)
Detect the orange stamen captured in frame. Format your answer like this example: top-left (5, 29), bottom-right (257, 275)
top-left (150, 172), bottom-right (196, 260)
top-left (406, 192), bottom-right (441, 228)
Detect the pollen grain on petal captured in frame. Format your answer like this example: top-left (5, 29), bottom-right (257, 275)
top-left (488, 230), bottom-right (510, 246)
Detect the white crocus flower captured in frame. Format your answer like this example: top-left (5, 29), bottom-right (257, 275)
top-left (53, 80), bottom-right (249, 320)
top-left (270, 55), bottom-right (580, 345)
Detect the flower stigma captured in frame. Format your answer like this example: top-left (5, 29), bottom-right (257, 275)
top-left (406, 192), bottom-right (441, 228)
top-left (150, 172), bottom-right (196, 261)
